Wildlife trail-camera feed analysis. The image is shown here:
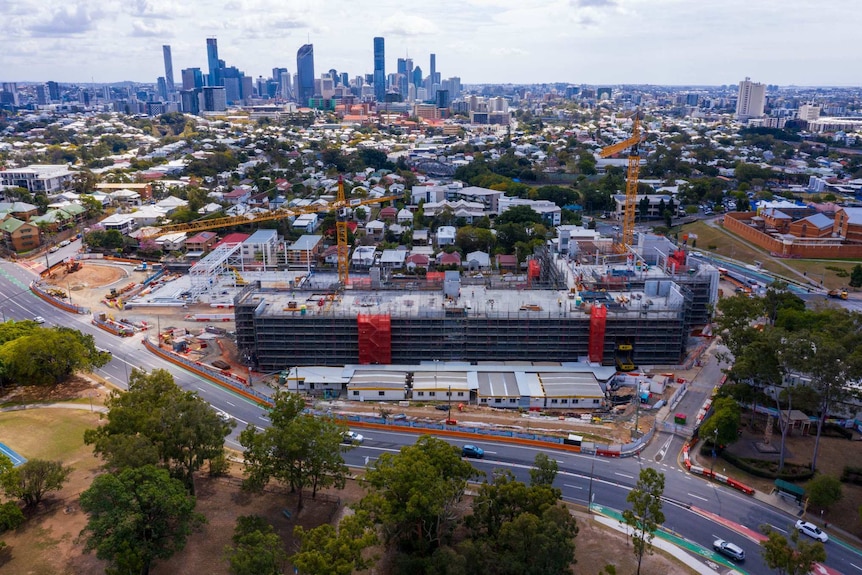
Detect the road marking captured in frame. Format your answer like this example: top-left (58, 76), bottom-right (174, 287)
top-left (225, 401), bottom-right (235, 407)
top-left (563, 483), bottom-right (583, 490)
top-left (196, 386), bottom-right (206, 392)
top-left (259, 415), bottom-right (269, 421)
top-left (687, 492), bottom-right (709, 502)
top-left (768, 524), bottom-right (787, 534)
top-left (483, 451), bottom-right (497, 455)
top-left (849, 563), bottom-right (862, 572)
top-left (614, 472), bottom-right (634, 479)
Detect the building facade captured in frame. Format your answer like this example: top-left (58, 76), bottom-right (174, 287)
top-left (736, 77), bottom-right (766, 120)
top-left (296, 44), bottom-right (315, 106)
top-left (373, 37), bottom-right (385, 102)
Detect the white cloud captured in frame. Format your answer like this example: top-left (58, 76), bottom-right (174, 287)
top-left (131, 19), bottom-right (172, 37)
top-left (380, 12), bottom-right (439, 37)
top-left (29, 4), bottom-right (98, 36)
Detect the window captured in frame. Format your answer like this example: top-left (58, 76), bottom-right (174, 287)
top-left (561, 399), bottom-right (568, 404)
top-left (378, 391), bottom-right (385, 396)
top-left (509, 398), bottom-right (516, 403)
top-left (593, 399), bottom-right (600, 404)
top-left (494, 398), bottom-right (502, 403)
top-left (429, 392), bottom-right (436, 397)
top-left (352, 391), bottom-right (359, 396)
top-left (573, 399), bottom-right (579, 404)
top-left (457, 392), bottom-right (464, 397)
top-left (551, 399), bottom-right (558, 404)
top-left (416, 391), bottom-right (424, 397)
top-left (480, 398), bottom-right (487, 403)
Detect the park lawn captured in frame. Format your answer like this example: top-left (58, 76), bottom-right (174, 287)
top-left (678, 221), bottom-right (858, 290)
top-left (0, 409), bottom-right (102, 462)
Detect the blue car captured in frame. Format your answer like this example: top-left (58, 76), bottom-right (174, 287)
top-left (461, 444), bottom-right (484, 459)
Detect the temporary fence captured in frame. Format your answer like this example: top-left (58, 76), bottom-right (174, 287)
top-left (143, 337), bottom-right (273, 406)
top-left (30, 281), bottom-right (90, 315)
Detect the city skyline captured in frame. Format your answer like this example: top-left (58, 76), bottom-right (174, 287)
top-left (1, 0), bottom-right (860, 86)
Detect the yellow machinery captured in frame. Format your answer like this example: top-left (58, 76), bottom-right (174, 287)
top-left (336, 177), bottom-right (350, 285)
top-left (599, 111), bottom-right (642, 252)
top-left (230, 267), bottom-right (248, 286)
top-left (141, 177), bottom-right (400, 286)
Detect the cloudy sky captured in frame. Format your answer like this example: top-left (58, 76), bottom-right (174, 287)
top-left (2, 0), bottom-right (859, 86)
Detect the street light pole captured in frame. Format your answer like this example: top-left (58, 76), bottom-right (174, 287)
top-left (447, 384), bottom-right (452, 421)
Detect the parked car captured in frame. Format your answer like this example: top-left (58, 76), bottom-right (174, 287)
top-left (461, 444), bottom-right (484, 459)
top-left (795, 520), bottom-right (828, 542)
top-left (48, 246), bottom-right (59, 253)
top-left (59, 239), bottom-right (71, 247)
top-left (342, 431), bottom-right (364, 444)
top-left (435, 404), bottom-right (450, 411)
top-left (713, 539), bottom-right (745, 561)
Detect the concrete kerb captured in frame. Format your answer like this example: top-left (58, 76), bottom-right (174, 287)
top-left (590, 508), bottom-right (743, 575)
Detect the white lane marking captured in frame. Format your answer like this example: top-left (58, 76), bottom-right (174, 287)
top-left (196, 386), bottom-right (206, 392)
top-left (563, 483), bottom-right (583, 490)
top-left (259, 415), bottom-right (269, 421)
top-left (483, 451), bottom-right (497, 455)
top-left (225, 401), bottom-right (236, 407)
top-left (768, 524), bottom-right (787, 534)
top-left (614, 472), bottom-right (634, 479)
top-left (849, 562), bottom-right (862, 571)
top-left (687, 492), bottom-right (709, 502)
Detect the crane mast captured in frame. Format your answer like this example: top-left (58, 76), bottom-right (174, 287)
top-left (599, 111), bottom-right (641, 253)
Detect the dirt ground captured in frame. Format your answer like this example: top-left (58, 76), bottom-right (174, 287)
top-left (43, 262), bottom-right (128, 291)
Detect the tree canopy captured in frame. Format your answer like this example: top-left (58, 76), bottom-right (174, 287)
top-left (84, 368), bottom-right (233, 493)
top-left (0, 459), bottom-right (71, 508)
top-left (79, 464), bottom-right (204, 575)
top-left (0, 326), bottom-right (110, 386)
top-left (760, 527), bottom-right (826, 575)
top-left (622, 468), bottom-right (665, 575)
top-left (239, 391), bottom-right (348, 511)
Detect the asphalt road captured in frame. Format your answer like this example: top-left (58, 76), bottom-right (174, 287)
top-left (2, 257), bottom-right (859, 574)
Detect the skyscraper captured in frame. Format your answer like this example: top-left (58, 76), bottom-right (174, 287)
top-left (296, 44), bottom-right (315, 105)
top-left (182, 68), bottom-right (204, 90)
top-left (736, 77), bottom-right (766, 120)
top-left (207, 38), bottom-right (222, 87)
top-left (157, 77), bottom-right (168, 100)
top-left (373, 37), bottom-right (385, 102)
top-left (430, 53), bottom-right (439, 85)
top-left (162, 45), bottom-right (175, 93)
top-left (47, 81), bottom-right (60, 101)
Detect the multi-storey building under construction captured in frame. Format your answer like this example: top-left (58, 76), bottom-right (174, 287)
top-left (235, 245), bottom-right (719, 372)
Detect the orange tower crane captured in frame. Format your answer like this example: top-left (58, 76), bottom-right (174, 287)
top-left (599, 111), bottom-right (642, 252)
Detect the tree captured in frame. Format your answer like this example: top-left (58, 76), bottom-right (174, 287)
top-left (622, 468), bottom-right (665, 575)
top-left (79, 465), bottom-right (204, 575)
top-left (760, 527), bottom-right (826, 575)
top-left (455, 226), bottom-right (496, 255)
top-left (850, 264), bottom-right (862, 289)
top-left (358, 435), bottom-right (479, 557)
top-left (223, 515), bottom-right (288, 575)
top-left (806, 474), bottom-right (843, 510)
top-left (529, 452), bottom-right (558, 487)
top-left (698, 397), bottom-right (742, 448)
top-left (291, 510), bottom-right (378, 575)
top-left (0, 327), bottom-right (110, 386)
top-left (497, 205), bottom-right (541, 226)
top-left (0, 459), bottom-right (71, 508)
top-left (0, 501), bottom-right (25, 532)
top-left (84, 368), bottom-right (233, 493)
top-left (239, 391), bottom-right (348, 512)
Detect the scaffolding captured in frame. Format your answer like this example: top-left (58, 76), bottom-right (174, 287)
top-left (188, 242), bottom-right (244, 299)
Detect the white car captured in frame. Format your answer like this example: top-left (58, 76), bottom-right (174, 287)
top-left (33, 316), bottom-right (45, 324)
top-left (342, 431), bottom-right (364, 444)
top-left (213, 409), bottom-right (232, 422)
top-left (795, 520), bottom-right (828, 542)
top-left (713, 539), bottom-right (745, 561)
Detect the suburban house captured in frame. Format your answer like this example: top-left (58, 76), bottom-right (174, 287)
top-left (436, 226), bottom-right (456, 246)
top-left (0, 201), bottom-right (39, 221)
top-left (99, 214), bottom-right (136, 234)
top-left (224, 187), bottom-right (252, 205)
top-left (185, 231), bottom-right (218, 253)
top-left (405, 253), bottom-right (430, 271)
top-left (109, 189), bottom-right (142, 208)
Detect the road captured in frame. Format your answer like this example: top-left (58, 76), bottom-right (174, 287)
top-left (2, 256), bottom-right (859, 574)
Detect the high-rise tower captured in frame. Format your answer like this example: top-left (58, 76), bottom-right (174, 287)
top-left (373, 37), bottom-right (385, 102)
top-left (736, 77), bottom-right (765, 121)
top-left (162, 45), bottom-right (175, 93)
top-left (296, 44), bottom-right (315, 105)
top-left (206, 38), bottom-right (222, 87)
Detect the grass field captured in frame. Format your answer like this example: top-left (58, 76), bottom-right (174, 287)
top-left (0, 409), bottom-right (101, 462)
top-left (677, 220), bottom-right (858, 290)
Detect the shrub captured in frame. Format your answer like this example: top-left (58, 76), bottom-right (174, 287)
top-left (714, 448), bottom-right (815, 481)
top-left (208, 452), bottom-right (230, 477)
top-left (0, 502), bottom-right (25, 532)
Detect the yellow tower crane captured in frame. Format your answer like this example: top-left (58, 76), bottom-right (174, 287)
top-left (335, 177), bottom-right (350, 286)
top-left (599, 111), bottom-right (642, 253)
top-left (142, 179), bottom-right (399, 288)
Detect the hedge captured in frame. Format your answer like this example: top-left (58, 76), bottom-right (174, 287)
top-left (704, 445), bottom-right (815, 481)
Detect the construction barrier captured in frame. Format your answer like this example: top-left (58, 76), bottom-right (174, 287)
top-left (143, 337), bottom-right (273, 407)
top-left (30, 281), bottom-right (89, 315)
